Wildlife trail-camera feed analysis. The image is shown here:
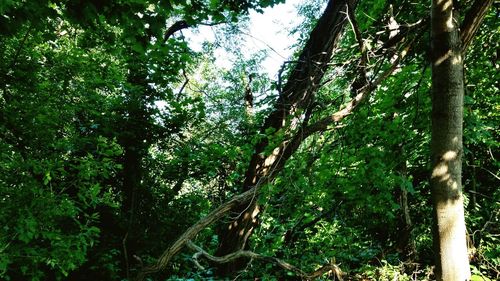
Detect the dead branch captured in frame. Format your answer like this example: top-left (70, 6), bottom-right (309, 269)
top-left (134, 187), bottom-right (258, 280)
top-left (186, 240), bottom-right (344, 280)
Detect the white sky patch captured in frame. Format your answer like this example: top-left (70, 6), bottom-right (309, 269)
top-left (184, 0), bottom-right (302, 77)
top-left (247, 0), bottom-right (302, 77)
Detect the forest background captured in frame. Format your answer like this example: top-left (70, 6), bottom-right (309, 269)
top-left (0, 0), bottom-right (498, 280)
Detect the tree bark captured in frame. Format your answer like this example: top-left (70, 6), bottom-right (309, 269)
top-left (214, 0), bottom-right (358, 274)
top-left (430, 0), bottom-right (470, 280)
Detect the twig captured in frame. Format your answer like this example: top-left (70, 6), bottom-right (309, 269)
top-left (346, 2), bottom-right (369, 77)
top-left (276, 60), bottom-right (302, 95)
top-left (239, 30), bottom-right (287, 59)
top-left (466, 164), bottom-right (500, 181)
top-left (177, 69), bottom-right (189, 100)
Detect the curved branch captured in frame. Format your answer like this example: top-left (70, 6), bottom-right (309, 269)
top-left (135, 187), bottom-right (259, 280)
top-left (163, 20), bottom-right (190, 42)
top-left (186, 240), bottom-right (344, 280)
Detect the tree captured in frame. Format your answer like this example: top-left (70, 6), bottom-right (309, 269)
top-left (135, 0), bottom-right (430, 278)
top-left (430, 0), bottom-right (494, 280)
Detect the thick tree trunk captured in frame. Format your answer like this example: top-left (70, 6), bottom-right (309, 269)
top-left (121, 131), bottom-right (144, 279)
top-left (215, 0), bottom-right (357, 274)
top-left (430, 0), bottom-right (470, 280)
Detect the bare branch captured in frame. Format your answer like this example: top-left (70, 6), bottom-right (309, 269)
top-left (164, 20), bottom-right (190, 42)
top-left (176, 69), bottom-right (189, 99)
top-left (240, 30), bottom-right (287, 59)
top-left (345, 2), bottom-right (368, 80)
top-left (186, 240), bottom-right (344, 280)
top-left (276, 60), bottom-right (303, 95)
top-left (135, 187), bottom-right (258, 280)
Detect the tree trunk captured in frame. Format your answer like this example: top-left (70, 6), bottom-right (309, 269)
top-left (215, 0), bottom-right (357, 274)
top-left (396, 146), bottom-right (416, 258)
top-left (120, 57), bottom-right (152, 279)
top-left (120, 120), bottom-right (145, 277)
top-left (430, 0), bottom-right (470, 280)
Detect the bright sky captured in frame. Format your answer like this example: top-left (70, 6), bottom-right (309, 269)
top-left (246, 0), bottom-right (302, 76)
top-left (184, 0), bottom-right (303, 78)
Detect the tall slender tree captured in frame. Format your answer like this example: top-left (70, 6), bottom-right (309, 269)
top-left (430, 0), bottom-right (470, 280)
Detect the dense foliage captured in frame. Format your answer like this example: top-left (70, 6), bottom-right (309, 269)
top-left (0, 0), bottom-right (497, 280)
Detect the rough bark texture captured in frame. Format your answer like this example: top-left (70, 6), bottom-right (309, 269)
top-left (430, 0), bottom-right (470, 280)
top-left (214, 0), bottom-right (358, 274)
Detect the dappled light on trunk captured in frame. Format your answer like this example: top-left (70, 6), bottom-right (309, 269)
top-left (430, 0), bottom-right (471, 280)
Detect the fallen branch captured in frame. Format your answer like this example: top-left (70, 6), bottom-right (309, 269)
top-left (134, 187), bottom-right (259, 281)
top-left (186, 240), bottom-right (344, 280)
